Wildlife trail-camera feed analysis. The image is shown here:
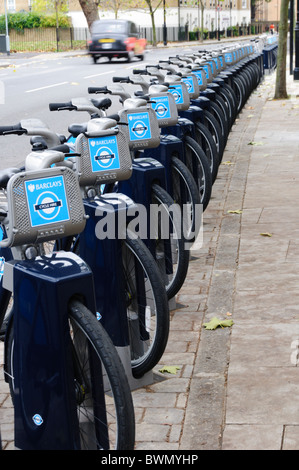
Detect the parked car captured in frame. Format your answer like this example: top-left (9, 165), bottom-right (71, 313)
top-left (87, 19), bottom-right (147, 63)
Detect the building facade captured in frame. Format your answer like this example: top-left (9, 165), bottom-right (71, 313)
top-left (0, 0), bottom-right (282, 32)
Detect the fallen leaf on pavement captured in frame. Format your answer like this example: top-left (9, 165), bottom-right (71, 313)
top-left (203, 317), bottom-right (234, 330)
top-left (227, 210), bottom-right (242, 214)
top-left (260, 232), bottom-right (272, 237)
top-left (159, 366), bottom-right (181, 374)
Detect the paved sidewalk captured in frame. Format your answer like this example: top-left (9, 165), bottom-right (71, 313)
top-left (132, 65), bottom-right (299, 451)
top-left (1, 59), bottom-right (299, 451)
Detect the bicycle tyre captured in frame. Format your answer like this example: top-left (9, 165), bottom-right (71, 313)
top-left (220, 81), bottom-right (238, 121)
top-left (194, 120), bottom-right (220, 183)
top-left (170, 155), bottom-right (201, 242)
top-left (210, 98), bottom-right (229, 144)
top-left (151, 183), bottom-right (190, 299)
top-left (5, 299), bottom-right (135, 450)
top-left (202, 109), bottom-right (225, 161)
top-left (68, 230), bottom-right (169, 378)
top-left (231, 75), bottom-right (245, 113)
top-left (218, 86), bottom-right (236, 128)
top-left (123, 230), bottom-right (170, 378)
top-left (184, 135), bottom-right (212, 212)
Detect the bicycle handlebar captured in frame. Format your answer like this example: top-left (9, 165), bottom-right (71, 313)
top-left (88, 86), bottom-right (110, 94)
top-left (132, 69), bottom-right (148, 75)
top-left (49, 102), bottom-right (77, 112)
top-left (112, 76), bottom-right (131, 83)
top-left (0, 123), bottom-right (27, 136)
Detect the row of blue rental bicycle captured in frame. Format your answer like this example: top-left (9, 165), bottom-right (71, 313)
top-left (0, 36), bottom-right (266, 449)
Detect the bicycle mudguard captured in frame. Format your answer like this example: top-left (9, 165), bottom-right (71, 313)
top-left (115, 157), bottom-right (168, 258)
top-left (79, 195), bottom-right (133, 348)
top-left (5, 251), bottom-right (96, 450)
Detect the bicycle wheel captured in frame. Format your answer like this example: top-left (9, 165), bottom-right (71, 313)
top-left (218, 85), bottom-right (237, 128)
top-left (194, 120), bottom-right (220, 183)
top-left (184, 135), bottom-right (212, 212)
top-left (170, 155), bottom-right (201, 242)
top-left (151, 183), bottom-right (190, 299)
top-left (71, 231), bottom-right (169, 378)
top-left (5, 299), bottom-right (135, 450)
top-left (210, 98), bottom-right (229, 144)
top-left (123, 230), bottom-right (170, 378)
top-left (202, 109), bottom-right (225, 161)
top-left (231, 74), bottom-right (246, 112)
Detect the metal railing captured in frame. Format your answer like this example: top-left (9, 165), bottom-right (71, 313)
top-left (0, 23), bottom-right (270, 53)
top-left (0, 27), bottom-right (90, 52)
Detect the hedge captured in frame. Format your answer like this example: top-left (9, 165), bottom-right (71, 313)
top-left (0, 12), bottom-right (71, 32)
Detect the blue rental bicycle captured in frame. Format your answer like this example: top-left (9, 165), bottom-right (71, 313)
top-left (0, 144), bottom-right (135, 449)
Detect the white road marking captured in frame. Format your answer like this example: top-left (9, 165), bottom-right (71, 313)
top-left (26, 81), bottom-right (68, 93)
top-left (84, 70), bottom-right (116, 79)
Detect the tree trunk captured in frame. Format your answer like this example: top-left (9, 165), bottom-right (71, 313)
top-left (149, 5), bottom-right (157, 46)
top-left (78, 0), bottom-right (99, 31)
top-left (200, 4), bottom-right (204, 43)
top-left (274, 0), bottom-right (290, 99)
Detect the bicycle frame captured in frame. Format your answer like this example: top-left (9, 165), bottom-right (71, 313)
top-left (5, 251), bottom-right (96, 450)
top-left (77, 194), bottom-right (154, 388)
top-left (0, 163), bottom-right (101, 449)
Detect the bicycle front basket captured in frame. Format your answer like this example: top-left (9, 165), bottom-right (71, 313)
top-left (118, 106), bottom-right (161, 150)
top-left (191, 67), bottom-right (208, 91)
top-left (166, 80), bottom-right (190, 111)
top-left (181, 74), bottom-right (200, 100)
top-left (148, 92), bottom-right (178, 128)
top-left (75, 126), bottom-right (132, 187)
top-left (3, 166), bottom-right (86, 247)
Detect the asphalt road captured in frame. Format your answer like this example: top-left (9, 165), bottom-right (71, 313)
top-left (0, 45), bottom-right (201, 169)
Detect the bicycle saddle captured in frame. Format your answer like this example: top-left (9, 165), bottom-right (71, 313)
top-left (90, 97), bottom-right (112, 111)
top-left (68, 123), bottom-right (88, 137)
top-left (0, 167), bottom-right (22, 189)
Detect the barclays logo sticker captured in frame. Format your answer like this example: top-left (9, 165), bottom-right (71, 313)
top-left (25, 175), bottom-right (70, 228)
top-left (202, 65), bottom-right (209, 79)
top-left (169, 84), bottom-right (184, 105)
top-left (128, 112), bottom-right (152, 141)
top-left (192, 70), bottom-right (203, 86)
top-left (181, 76), bottom-right (195, 94)
top-left (88, 135), bottom-right (121, 173)
top-left (151, 95), bottom-right (171, 120)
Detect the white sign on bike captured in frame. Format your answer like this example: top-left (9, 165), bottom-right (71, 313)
top-left (88, 135), bottom-right (121, 172)
top-left (25, 175), bottom-right (70, 227)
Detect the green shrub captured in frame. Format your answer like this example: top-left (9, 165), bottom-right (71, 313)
top-left (40, 14), bottom-right (71, 28)
top-left (0, 12), bottom-right (71, 31)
